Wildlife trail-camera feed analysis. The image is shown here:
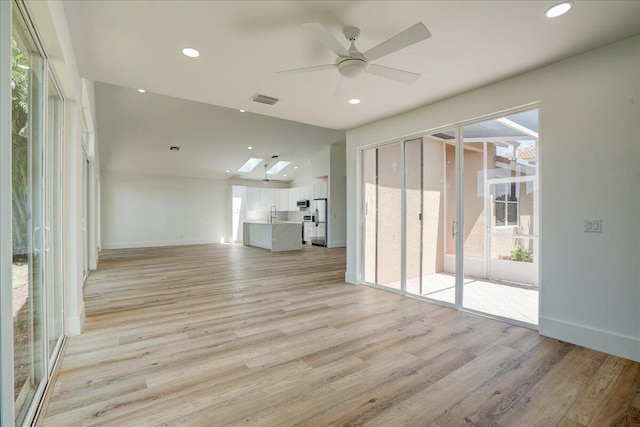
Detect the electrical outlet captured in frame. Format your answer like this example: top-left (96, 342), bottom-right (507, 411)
top-left (584, 219), bottom-right (602, 233)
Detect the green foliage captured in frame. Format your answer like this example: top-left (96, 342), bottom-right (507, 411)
top-left (509, 245), bottom-right (533, 263)
top-left (11, 37), bottom-right (30, 253)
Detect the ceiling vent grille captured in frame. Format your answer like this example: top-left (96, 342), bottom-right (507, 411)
top-left (251, 93), bottom-right (279, 106)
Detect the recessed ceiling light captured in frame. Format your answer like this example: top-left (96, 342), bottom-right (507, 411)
top-left (138, 89), bottom-right (146, 93)
top-left (348, 98), bottom-right (361, 105)
top-left (248, 146), bottom-right (253, 150)
top-left (239, 109), bottom-right (245, 113)
top-left (182, 47), bottom-right (200, 58)
top-left (283, 174), bottom-right (287, 177)
top-left (546, 2), bottom-right (573, 18)
top-left (294, 166), bottom-right (298, 169)
top-left (225, 170), bottom-right (230, 173)
top-left (238, 158), bottom-right (263, 173)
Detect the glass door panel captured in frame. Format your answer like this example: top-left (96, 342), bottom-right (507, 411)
top-left (362, 148), bottom-right (377, 284)
top-left (46, 75), bottom-right (63, 364)
top-left (404, 139), bottom-right (422, 295)
top-left (362, 143), bottom-right (402, 290)
top-left (461, 110), bottom-right (539, 325)
top-left (405, 133), bottom-right (454, 304)
top-left (82, 153), bottom-right (88, 282)
top-left (375, 143), bottom-right (402, 290)
top-left (12, 7), bottom-right (46, 424)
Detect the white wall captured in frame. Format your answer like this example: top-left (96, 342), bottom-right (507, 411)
top-left (311, 145), bottom-right (330, 179)
top-left (346, 36), bottom-right (640, 362)
top-left (101, 171), bottom-right (231, 249)
top-left (328, 141), bottom-right (346, 248)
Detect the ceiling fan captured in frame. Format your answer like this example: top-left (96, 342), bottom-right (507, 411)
top-left (278, 22), bottom-right (431, 96)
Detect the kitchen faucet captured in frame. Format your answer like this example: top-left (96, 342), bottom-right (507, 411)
top-left (269, 206), bottom-right (277, 224)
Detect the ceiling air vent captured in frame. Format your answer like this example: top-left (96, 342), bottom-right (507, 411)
top-left (251, 93), bottom-right (279, 106)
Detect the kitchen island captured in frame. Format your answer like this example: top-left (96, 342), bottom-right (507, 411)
top-left (243, 221), bottom-right (302, 252)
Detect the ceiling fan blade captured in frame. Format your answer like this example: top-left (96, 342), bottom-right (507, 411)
top-left (302, 23), bottom-right (350, 57)
top-left (367, 64), bottom-right (421, 85)
top-left (334, 76), bottom-right (352, 97)
top-left (277, 64), bottom-right (336, 75)
top-left (363, 22), bottom-right (431, 62)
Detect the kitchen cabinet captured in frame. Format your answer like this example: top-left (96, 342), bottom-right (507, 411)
top-left (313, 183), bottom-right (327, 199)
top-left (303, 222), bottom-right (313, 244)
top-left (243, 185), bottom-right (320, 212)
top-left (277, 188), bottom-right (289, 211)
top-left (244, 221), bottom-right (302, 251)
top-left (259, 188), bottom-right (275, 211)
top-left (246, 187), bottom-right (261, 211)
top-left (288, 187), bottom-right (299, 211)
top-left (299, 186), bottom-right (312, 202)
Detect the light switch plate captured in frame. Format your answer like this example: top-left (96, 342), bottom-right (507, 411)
top-left (584, 219), bottom-right (602, 233)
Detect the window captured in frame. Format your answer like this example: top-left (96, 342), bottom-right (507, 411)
top-left (495, 182), bottom-right (518, 226)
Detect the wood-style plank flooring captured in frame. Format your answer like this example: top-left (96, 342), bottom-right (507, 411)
top-left (40, 244), bottom-right (640, 426)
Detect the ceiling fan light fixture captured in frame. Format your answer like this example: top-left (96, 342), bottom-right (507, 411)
top-left (348, 98), bottom-right (361, 105)
top-left (546, 2), bottom-right (573, 18)
top-left (337, 58), bottom-right (368, 79)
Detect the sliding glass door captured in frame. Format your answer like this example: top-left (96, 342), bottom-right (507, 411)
top-left (9, 3), bottom-right (66, 424)
top-left (461, 111), bottom-right (539, 324)
top-left (12, 5), bottom-right (46, 423)
top-left (361, 107), bottom-right (539, 327)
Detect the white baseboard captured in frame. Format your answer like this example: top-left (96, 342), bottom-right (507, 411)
top-left (65, 302), bottom-right (85, 336)
top-left (328, 240), bottom-right (347, 248)
top-left (539, 315), bottom-right (640, 362)
top-left (101, 239), bottom-right (218, 250)
top-left (345, 271), bottom-right (358, 284)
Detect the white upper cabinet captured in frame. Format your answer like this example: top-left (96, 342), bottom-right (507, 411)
top-left (246, 187), bottom-right (260, 211)
top-left (277, 188), bottom-right (289, 211)
top-left (243, 185), bottom-right (324, 211)
top-left (259, 188), bottom-right (275, 211)
top-left (299, 186), bottom-right (312, 202)
top-left (313, 182), bottom-right (327, 199)
top-left (288, 187), bottom-right (300, 210)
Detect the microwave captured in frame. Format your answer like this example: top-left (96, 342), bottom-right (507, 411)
top-left (297, 200), bottom-right (309, 208)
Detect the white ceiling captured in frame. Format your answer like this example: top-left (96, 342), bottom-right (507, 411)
top-left (61, 1), bottom-right (640, 180)
top-left (94, 82), bottom-right (344, 181)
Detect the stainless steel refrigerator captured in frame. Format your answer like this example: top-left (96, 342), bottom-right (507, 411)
top-left (310, 198), bottom-right (327, 247)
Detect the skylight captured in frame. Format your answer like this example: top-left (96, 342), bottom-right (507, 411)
top-left (238, 158), bottom-right (263, 173)
top-left (266, 161), bottom-right (291, 175)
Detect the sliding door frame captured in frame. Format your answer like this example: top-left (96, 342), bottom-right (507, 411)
top-left (1, 1), bottom-right (15, 424)
top-left (357, 102), bottom-right (541, 328)
top-left (2, 1), bottom-right (70, 424)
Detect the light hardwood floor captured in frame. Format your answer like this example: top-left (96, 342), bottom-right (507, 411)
top-left (40, 244), bottom-right (640, 426)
